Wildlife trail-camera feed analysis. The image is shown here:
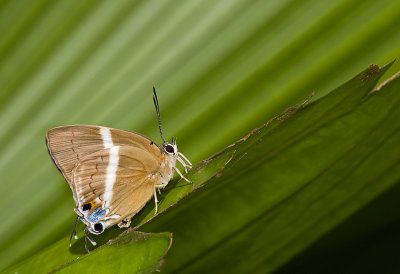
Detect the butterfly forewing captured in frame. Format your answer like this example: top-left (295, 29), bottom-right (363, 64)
top-left (72, 145), bottom-right (161, 229)
top-left (46, 125), bottom-right (161, 185)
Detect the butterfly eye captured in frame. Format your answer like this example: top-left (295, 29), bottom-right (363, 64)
top-left (164, 144), bottom-right (175, 155)
top-left (93, 222), bottom-right (104, 233)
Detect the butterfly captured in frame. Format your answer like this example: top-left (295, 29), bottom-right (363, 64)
top-left (46, 88), bottom-right (192, 250)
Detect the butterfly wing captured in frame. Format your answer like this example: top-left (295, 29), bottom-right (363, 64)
top-left (46, 125), bottom-right (161, 186)
top-left (72, 145), bottom-right (170, 232)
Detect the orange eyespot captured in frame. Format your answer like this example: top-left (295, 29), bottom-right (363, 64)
top-left (82, 201), bottom-right (96, 211)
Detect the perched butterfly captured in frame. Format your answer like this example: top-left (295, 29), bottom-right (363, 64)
top-left (46, 88), bottom-right (192, 250)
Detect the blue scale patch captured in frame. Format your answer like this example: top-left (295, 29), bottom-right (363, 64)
top-left (87, 208), bottom-right (106, 223)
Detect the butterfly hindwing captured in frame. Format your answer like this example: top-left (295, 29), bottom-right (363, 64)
top-left (72, 145), bottom-right (162, 230)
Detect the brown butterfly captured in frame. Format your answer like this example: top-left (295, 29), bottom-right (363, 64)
top-left (46, 88), bottom-right (192, 250)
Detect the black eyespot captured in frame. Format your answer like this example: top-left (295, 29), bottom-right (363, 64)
top-left (93, 222), bottom-right (104, 233)
top-left (82, 203), bottom-right (92, 211)
top-left (165, 144), bottom-right (174, 154)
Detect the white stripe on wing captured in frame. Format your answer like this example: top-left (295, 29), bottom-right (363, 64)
top-left (104, 146), bottom-right (119, 207)
top-left (100, 127), bottom-right (114, 149)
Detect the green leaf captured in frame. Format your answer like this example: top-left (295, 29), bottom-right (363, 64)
top-left (139, 63), bottom-right (400, 273)
top-left (4, 231), bottom-right (172, 273)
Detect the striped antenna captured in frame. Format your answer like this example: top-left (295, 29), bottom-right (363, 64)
top-left (153, 87), bottom-right (166, 144)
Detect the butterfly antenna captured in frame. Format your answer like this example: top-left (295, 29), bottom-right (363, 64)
top-left (69, 216), bottom-right (80, 247)
top-left (153, 87), bottom-right (166, 144)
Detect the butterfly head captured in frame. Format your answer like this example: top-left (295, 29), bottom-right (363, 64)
top-left (162, 137), bottom-right (177, 156)
top-left (162, 137), bottom-right (193, 172)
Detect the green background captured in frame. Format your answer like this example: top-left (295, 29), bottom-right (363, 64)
top-left (0, 0), bottom-right (399, 272)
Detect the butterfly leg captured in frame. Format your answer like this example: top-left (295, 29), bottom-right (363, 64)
top-left (84, 227), bottom-right (97, 252)
top-left (153, 187), bottom-right (159, 215)
top-left (174, 166), bottom-right (191, 183)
